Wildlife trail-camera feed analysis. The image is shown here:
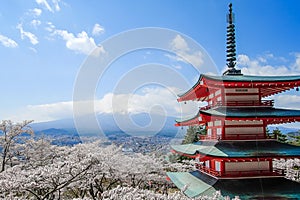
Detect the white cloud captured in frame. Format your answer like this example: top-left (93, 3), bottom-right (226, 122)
top-left (7, 87), bottom-right (198, 122)
top-left (274, 94), bottom-right (300, 110)
top-left (169, 35), bottom-right (204, 68)
top-left (0, 34), bottom-right (18, 48)
top-left (171, 34), bottom-right (190, 52)
top-left (17, 24), bottom-right (39, 45)
top-left (29, 47), bottom-right (38, 53)
top-left (53, 29), bottom-right (97, 55)
top-left (45, 21), bottom-right (55, 32)
top-left (29, 8), bottom-right (42, 17)
top-left (236, 54), bottom-right (300, 76)
top-left (54, 30), bottom-right (96, 55)
top-left (52, 0), bottom-right (61, 12)
top-left (46, 22), bottom-right (102, 55)
top-left (8, 86), bottom-right (300, 129)
top-left (292, 53), bottom-right (300, 72)
top-left (36, 0), bottom-right (53, 12)
top-left (272, 94), bottom-right (300, 129)
top-left (31, 19), bottom-right (41, 28)
top-left (90, 45), bottom-right (105, 57)
top-left (9, 101), bottom-right (73, 122)
top-left (92, 23), bottom-right (104, 36)
top-left (36, 0), bottom-right (61, 12)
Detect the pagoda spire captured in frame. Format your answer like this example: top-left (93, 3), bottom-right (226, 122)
top-left (223, 3), bottom-right (242, 76)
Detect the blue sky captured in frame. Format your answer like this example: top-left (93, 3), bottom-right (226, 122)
top-left (1, 0), bottom-right (300, 126)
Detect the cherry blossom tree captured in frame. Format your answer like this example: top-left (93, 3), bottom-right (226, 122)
top-left (0, 140), bottom-right (169, 199)
top-left (100, 186), bottom-right (240, 200)
top-left (0, 120), bottom-right (33, 172)
top-left (273, 158), bottom-right (300, 182)
top-left (0, 131), bottom-right (240, 199)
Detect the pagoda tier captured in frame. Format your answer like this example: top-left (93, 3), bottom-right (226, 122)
top-left (178, 74), bottom-right (300, 104)
top-left (171, 141), bottom-right (300, 179)
top-left (175, 107), bottom-right (300, 140)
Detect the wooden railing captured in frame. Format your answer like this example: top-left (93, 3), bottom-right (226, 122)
top-left (195, 163), bottom-right (283, 178)
top-left (199, 134), bottom-right (266, 141)
top-left (224, 134), bottom-right (266, 140)
top-left (195, 163), bottom-right (221, 177)
top-left (226, 100), bottom-right (274, 107)
top-left (200, 100), bottom-right (274, 110)
top-left (199, 135), bottom-right (219, 140)
top-left (222, 170), bottom-right (282, 178)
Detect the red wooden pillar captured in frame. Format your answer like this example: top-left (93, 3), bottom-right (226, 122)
top-left (222, 120), bottom-right (226, 140)
top-left (221, 160), bottom-right (225, 176)
top-left (268, 158), bottom-right (273, 172)
top-left (263, 120), bottom-right (267, 139)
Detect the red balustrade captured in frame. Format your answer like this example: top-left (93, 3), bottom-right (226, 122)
top-left (195, 163), bottom-right (283, 178)
top-left (195, 163), bottom-right (221, 177)
top-left (200, 100), bottom-right (274, 110)
top-left (199, 134), bottom-right (266, 141)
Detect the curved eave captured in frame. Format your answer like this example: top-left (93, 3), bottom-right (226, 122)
top-left (201, 107), bottom-right (300, 118)
top-left (175, 108), bottom-right (300, 127)
top-left (171, 141), bottom-right (300, 158)
top-left (177, 85), bottom-right (210, 102)
top-left (202, 108), bottom-right (300, 125)
top-left (204, 74), bottom-right (300, 97)
top-left (177, 75), bottom-right (210, 102)
top-left (178, 74), bottom-right (204, 98)
top-left (177, 74), bottom-right (300, 101)
top-left (171, 144), bottom-right (227, 157)
top-left (203, 74), bottom-right (300, 83)
top-left (175, 111), bottom-right (207, 126)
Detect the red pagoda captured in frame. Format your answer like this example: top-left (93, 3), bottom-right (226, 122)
top-left (167, 4), bottom-right (300, 199)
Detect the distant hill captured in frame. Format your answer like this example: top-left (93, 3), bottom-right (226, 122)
top-left (34, 128), bottom-right (75, 136)
top-left (31, 118), bottom-right (76, 131)
top-left (31, 113), bottom-right (179, 138)
top-left (268, 126), bottom-right (299, 134)
top-left (31, 117), bottom-right (300, 140)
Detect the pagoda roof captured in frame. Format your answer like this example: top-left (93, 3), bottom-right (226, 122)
top-left (171, 140), bottom-right (300, 158)
top-left (167, 171), bottom-right (300, 199)
top-left (166, 172), bottom-right (217, 198)
top-left (204, 74), bottom-right (300, 82)
top-left (175, 107), bottom-right (300, 126)
top-left (178, 74), bottom-right (300, 102)
top-left (202, 107), bottom-right (300, 118)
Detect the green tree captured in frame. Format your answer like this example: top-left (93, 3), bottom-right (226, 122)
top-left (181, 126), bottom-right (206, 144)
top-left (272, 128), bottom-right (287, 143)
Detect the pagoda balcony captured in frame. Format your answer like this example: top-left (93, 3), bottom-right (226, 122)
top-left (199, 133), bottom-right (266, 141)
top-left (223, 134), bottom-right (266, 140)
top-left (221, 170), bottom-right (284, 178)
top-left (200, 99), bottom-right (274, 110)
top-left (195, 163), bottom-right (221, 177)
top-left (195, 163), bottom-right (284, 179)
top-left (199, 135), bottom-right (219, 140)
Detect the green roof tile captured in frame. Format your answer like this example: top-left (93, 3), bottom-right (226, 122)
top-left (166, 172), bottom-right (217, 198)
top-left (167, 171), bottom-right (300, 199)
top-left (176, 107), bottom-right (300, 123)
top-left (171, 141), bottom-right (300, 157)
top-left (202, 107), bottom-right (300, 118)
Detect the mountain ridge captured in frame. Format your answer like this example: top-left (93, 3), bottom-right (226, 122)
top-left (31, 113), bottom-right (179, 138)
